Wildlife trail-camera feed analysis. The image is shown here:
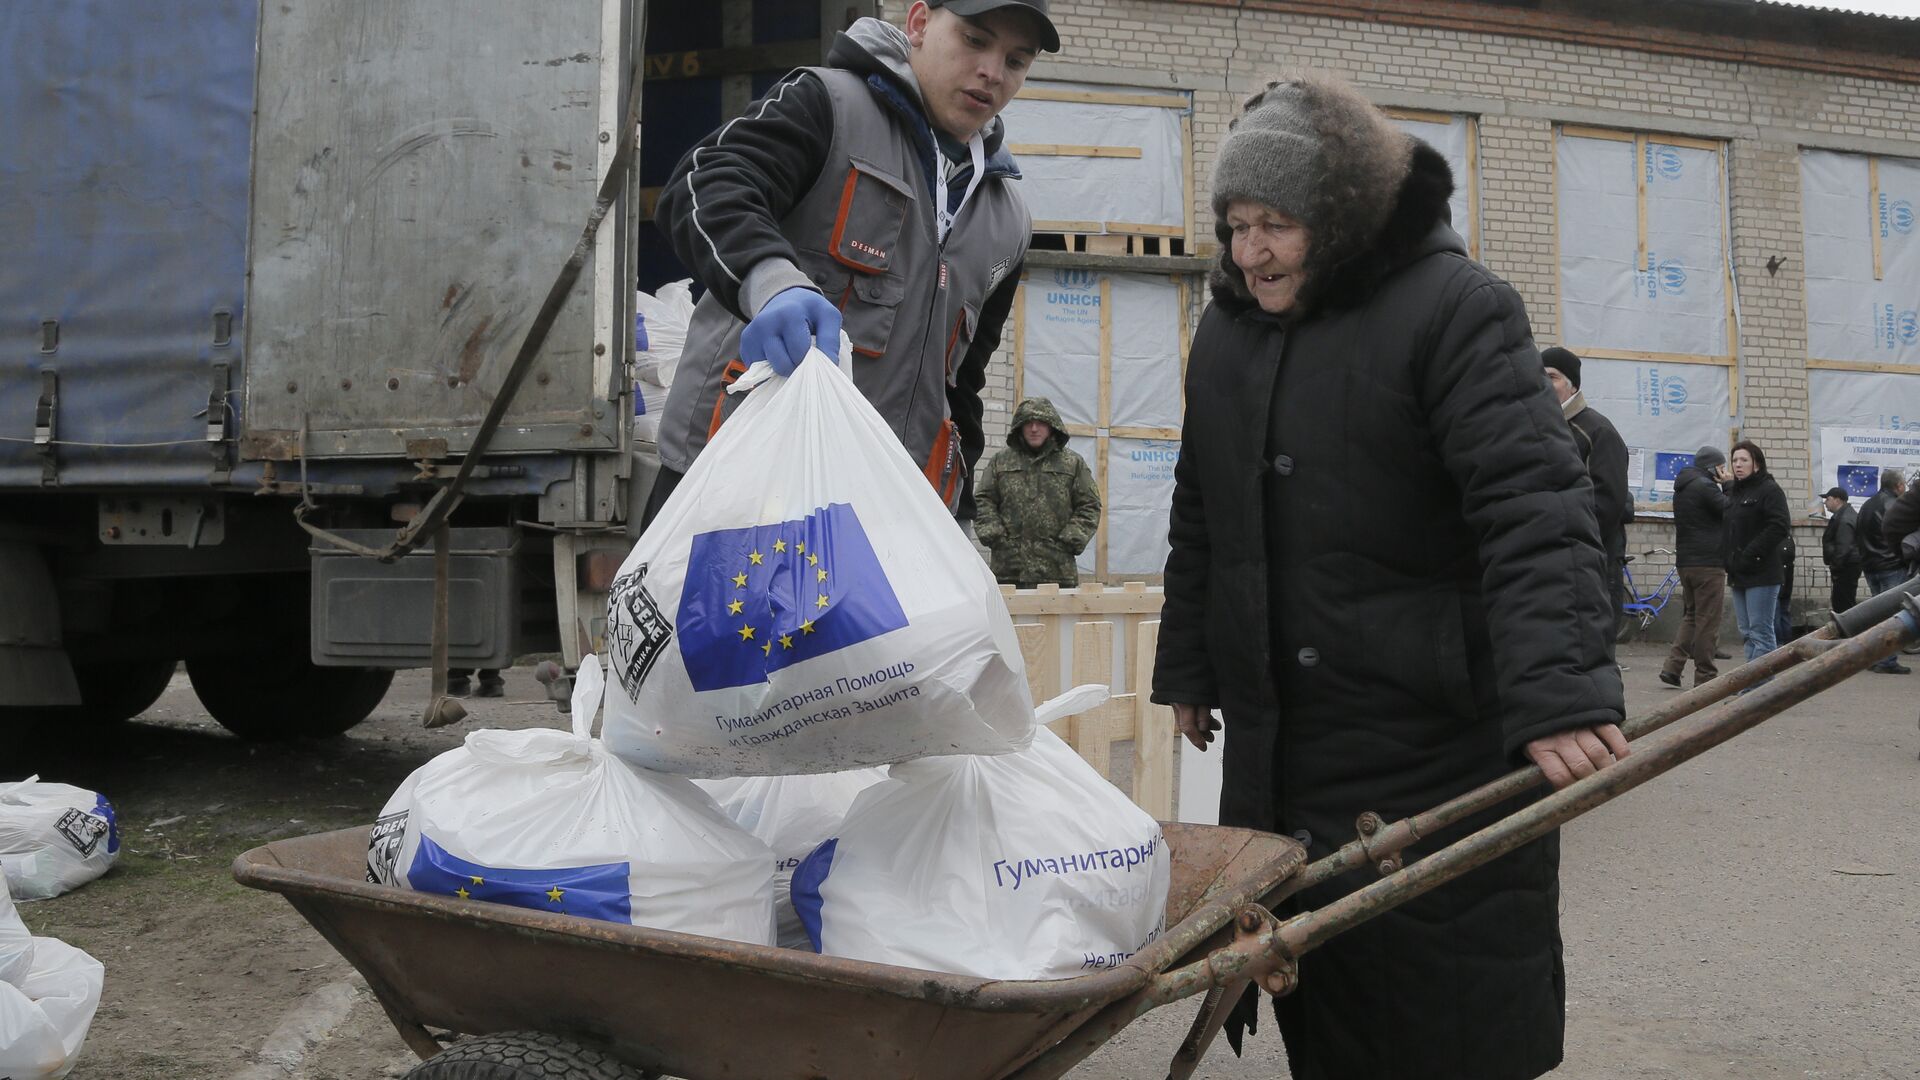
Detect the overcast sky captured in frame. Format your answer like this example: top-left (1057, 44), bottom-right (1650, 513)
top-left (1781, 0), bottom-right (1920, 16)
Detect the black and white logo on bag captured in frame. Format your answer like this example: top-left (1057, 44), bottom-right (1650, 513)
top-left (366, 810), bottom-right (408, 885)
top-left (54, 808), bottom-right (110, 856)
top-left (609, 563), bottom-right (673, 699)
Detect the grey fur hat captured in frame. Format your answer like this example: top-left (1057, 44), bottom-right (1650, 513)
top-left (1210, 73), bottom-right (1414, 309)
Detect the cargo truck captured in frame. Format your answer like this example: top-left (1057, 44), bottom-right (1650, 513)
top-left (1, 0), bottom-right (867, 739)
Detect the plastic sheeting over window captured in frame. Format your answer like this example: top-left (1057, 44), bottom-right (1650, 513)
top-left (1801, 149), bottom-right (1920, 366)
top-left (1807, 369), bottom-right (1920, 496)
top-left (1557, 129), bottom-right (1731, 359)
top-left (1388, 110), bottom-right (1477, 257)
top-left (1578, 357), bottom-right (1732, 509)
top-left (1017, 270), bottom-right (1187, 578)
top-left (997, 82), bottom-right (1190, 239)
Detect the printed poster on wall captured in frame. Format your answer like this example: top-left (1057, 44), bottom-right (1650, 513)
top-left (1818, 427), bottom-right (1920, 500)
top-left (1577, 357), bottom-right (1731, 508)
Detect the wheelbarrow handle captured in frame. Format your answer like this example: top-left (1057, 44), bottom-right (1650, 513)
top-left (1138, 598), bottom-right (1917, 1011)
top-left (1279, 573), bottom-right (1920, 900)
top-left (1265, 598), bottom-right (1919, 965)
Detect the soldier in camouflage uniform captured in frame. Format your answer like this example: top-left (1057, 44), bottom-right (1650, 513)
top-left (974, 397), bottom-right (1100, 587)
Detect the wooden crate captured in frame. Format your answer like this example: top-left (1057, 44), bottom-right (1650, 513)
top-left (1002, 581), bottom-right (1174, 818)
top-left (1031, 224), bottom-right (1187, 258)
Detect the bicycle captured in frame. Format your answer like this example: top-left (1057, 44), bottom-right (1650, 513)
top-left (1618, 547), bottom-right (1679, 644)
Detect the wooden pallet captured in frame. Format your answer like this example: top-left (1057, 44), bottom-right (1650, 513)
top-left (1032, 221), bottom-right (1189, 258)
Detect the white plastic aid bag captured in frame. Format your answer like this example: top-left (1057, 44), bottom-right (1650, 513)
top-left (791, 687), bottom-right (1170, 980)
top-left (695, 768), bottom-right (886, 949)
top-left (0, 780), bottom-right (119, 901)
top-left (366, 656), bottom-right (777, 944)
top-left (0, 936), bottom-right (105, 1080)
top-left (0, 876), bottom-right (32, 987)
top-left (602, 351), bottom-right (1035, 777)
top-left (634, 279), bottom-right (695, 388)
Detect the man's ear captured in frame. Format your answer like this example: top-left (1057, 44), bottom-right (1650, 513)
top-left (905, 1), bottom-right (931, 47)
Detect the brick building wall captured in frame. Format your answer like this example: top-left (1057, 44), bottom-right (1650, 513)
top-left (880, 0), bottom-right (1918, 611)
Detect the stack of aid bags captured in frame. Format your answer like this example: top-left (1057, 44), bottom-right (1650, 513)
top-left (372, 352), bottom-right (1169, 977)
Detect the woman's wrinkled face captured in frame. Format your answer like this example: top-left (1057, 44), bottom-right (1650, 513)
top-left (1227, 200), bottom-right (1311, 315)
top-left (1732, 447), bottom-right (1755, 480)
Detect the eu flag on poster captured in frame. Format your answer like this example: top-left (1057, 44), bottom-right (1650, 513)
top-left (1654, 452), bottom-right (1692, 485)
top-left (677, 503), bottom-right (909, 692)
top-left (1839, 464), bottom-right (1879, 499)
top-left (408, 835), bottom-right (632, 924)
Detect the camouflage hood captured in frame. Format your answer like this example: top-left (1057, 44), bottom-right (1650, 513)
top-left (1007, 397), bottom-right (1070, 450)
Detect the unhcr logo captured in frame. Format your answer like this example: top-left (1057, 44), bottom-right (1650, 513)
top-left (1048, 268), bottom-right (1100, 308)
top-left (1641, 255), bottom-right (1688, 298)
top-left (1647, 145), bottom-right (1685, 181)
top-left (1664, 377), bottom-right (1690, 410)
top-left (1900, 310), bottom-right (1920, 346)
top-left (1893, 200), bottom-right (1915, 235)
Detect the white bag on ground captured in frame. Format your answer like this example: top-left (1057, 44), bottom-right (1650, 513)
top-left (0, 935), bottom-right (105, 1080)
top-left (603, 352), bottom-right (1034, 777)
top-left (0, 876), bottom-right (32, 987)
top-left (366, 657), bottom-right (777, 944)
top-left (791, 688), bottom-right (1170, 980)
top-left (0, 780), bottom-right (119, 901)
top-left (696, 768), bottom-right (887, 949)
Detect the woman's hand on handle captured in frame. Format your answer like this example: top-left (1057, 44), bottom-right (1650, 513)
top-left (1173, 703), bottom-right (1222, 751)
top-left (1525, 723), bottom-right (1631, 789)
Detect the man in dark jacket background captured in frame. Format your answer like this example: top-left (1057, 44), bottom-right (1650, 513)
top-left (1856, 468), bottom-right (1911, 674)
top-left (1660, 445), bottom-right (1729, 687)
top-left (1820, 486), bottom-right (1861, 616)
top-left (1543, 347), bottom-right (1633, 638)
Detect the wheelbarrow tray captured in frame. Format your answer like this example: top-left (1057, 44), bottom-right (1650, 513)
top-left (233, 821), bottom-right (1307, 1080)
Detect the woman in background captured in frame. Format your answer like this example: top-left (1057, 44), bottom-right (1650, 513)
top-left (1722, 440), bottom-right (1791, 662)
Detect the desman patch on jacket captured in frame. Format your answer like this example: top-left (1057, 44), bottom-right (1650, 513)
top-left (830, 159), bottom-right (911, 274)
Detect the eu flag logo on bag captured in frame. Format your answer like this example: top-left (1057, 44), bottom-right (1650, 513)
top-left (677, 503), bottom-right (909, 692)
top-left (409, 835), bottom-right (632, 923)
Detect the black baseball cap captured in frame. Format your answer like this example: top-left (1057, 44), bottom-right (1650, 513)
top-left (932, 0), bottom-right (1061, 52)
top-left (1823, 486), bottom-right (1850, 501)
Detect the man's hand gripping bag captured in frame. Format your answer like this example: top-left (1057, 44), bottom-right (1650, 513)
top-left (603, 353), bottom-right (1035, 777)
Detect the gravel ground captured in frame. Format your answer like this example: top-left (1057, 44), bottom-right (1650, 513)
top-left (7, 639), bottom-right (1917, 1079)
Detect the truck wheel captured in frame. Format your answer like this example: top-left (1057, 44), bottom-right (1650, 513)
top-left (404, 1031), bottom-right (646, 1080)
top-left (71, 659), bottom-right (177, 726)
top-left (185, 654), bottom-right (392, 740)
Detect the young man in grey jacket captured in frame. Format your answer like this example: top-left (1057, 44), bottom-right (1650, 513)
top-left (646, 1), bottom-right (1056, 527)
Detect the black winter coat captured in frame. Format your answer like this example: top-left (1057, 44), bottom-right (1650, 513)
top-left (1858, 488), bottom-right (1907, 574)
top-left (1883, 485), bottom-right (1920, 572)
top-left (1723, 471), bottom-right (1790, 587)
top-left (1154, 143), bottom-right (1622, 1080)
top-left (1567, 401), bottom-right (1632, 570)
top-left (1822, 504), bottom-right (1859, 571)
top-left (1671, 466), bottom-right (1729, 568)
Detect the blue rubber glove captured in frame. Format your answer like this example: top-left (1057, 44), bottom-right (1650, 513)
top-left (740, 287), bottom-right (843, 376)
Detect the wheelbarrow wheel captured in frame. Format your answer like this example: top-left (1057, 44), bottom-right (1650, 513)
top-left (404, 1031), bottom-right (648, 1080)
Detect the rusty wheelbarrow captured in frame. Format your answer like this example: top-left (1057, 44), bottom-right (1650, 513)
top-left (232, 578), bottom-right (1920, 1080)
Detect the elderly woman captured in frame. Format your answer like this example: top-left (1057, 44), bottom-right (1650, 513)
top-left (1152, 74), bottom-right (1627, 1080)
